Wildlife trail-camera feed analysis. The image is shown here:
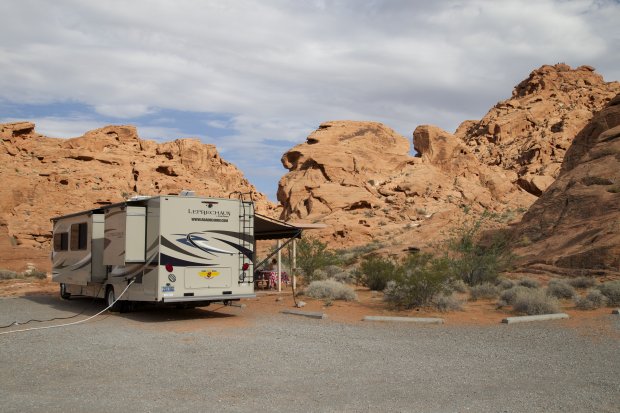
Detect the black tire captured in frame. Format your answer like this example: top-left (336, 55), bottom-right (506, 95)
top-left (105, 286), bottom-right (120, 312)
top-left (59, 283), bottom-right (71, 300)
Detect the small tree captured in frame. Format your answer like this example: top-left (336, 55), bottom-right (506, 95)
top-left (446, 213), bottom-right (514, 286)
top-left (296, 235), bottom-right (339, 283)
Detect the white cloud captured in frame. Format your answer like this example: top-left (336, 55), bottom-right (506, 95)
top-left (1, 0), bottom-right (619, 200)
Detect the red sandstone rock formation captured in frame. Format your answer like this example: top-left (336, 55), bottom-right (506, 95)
top-left (512, 93), bottom-right (620, 275)
top-left (0, 122), bottom-right (274, 271)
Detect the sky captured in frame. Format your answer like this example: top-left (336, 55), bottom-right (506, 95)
top-left (1, 0), bottom-right (619, 201)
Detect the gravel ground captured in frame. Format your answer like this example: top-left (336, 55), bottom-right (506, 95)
top-left (0, 295), bottom-right (619, 413)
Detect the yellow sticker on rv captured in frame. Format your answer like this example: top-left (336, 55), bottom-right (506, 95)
top-left (199, 270), bottom-right (220, 279)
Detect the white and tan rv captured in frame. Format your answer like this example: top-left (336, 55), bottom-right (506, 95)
top-left (51, 194), bottom-right (301, 312)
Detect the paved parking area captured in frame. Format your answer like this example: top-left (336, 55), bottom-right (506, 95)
top-left (1, 295), bottom-right (619, 412)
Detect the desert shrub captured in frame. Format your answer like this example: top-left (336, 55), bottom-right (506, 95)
top-left (331, 269), bottom-right (355, 284)
top-left (512, 289), bottom-right (560, 315)
top-left (303, 280), bottom-right (357, 301)
top-left (323, 265), bottom-right (342, 277)
top-left (311, 268), bottom-right (328, 281)
top-left (434, 293), bottom-right (464, 312)
top-left (547, 280), bottom-right (576, 299)
top-left (296, 236), bottom-right (339, 283)
top-left (0, 269), bottom-right (19, 280)
top-left (499, 286), bottom-right (531, 306)
top-left (0, 268), bottom-right (46, 280)
top-left (360, 256), bottom-right (399, 291)
top-left (446, 214), bottom-right (514, 286)
top-left (448, 279), bottom-right (468, 293)
top-left (518, 278), bottom-right (541, 289)
top-left (469, 282), bottom-right (499, 301)
top-left (383, 254), bottom-right (450, 309)
top-left (495, 277), bottom-right (515, 290)
top-left (575, 289), bottom-right (609, 310)
top-left (567, 276), bottom-right (596, 289)
top-left (596, 280), bottom-right (620, 306)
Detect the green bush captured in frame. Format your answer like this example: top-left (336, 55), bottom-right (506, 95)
top-left (567, 276), bottom-right (596, 289)
top-left (331, 269), bottom-right (355, 284)
top-left (446, 214), bottom-right (514, 286)
top-left (383, 254), bottom-right (450, 309)
top-left (575, 289), bottom-right (608, 310)
top-left (296, 236), bottom-right (339, 283)
top-left (360, 256), bottom-right (399, 291)
top-left (512, 289), bottom-right (560, 315)
top-left (518, 278), bottom-right (541, 289)
top-left (596, 280), bottom-right (620, 306)
top-left (469, 282), bottom-right (499, 301)
top-left (433, 293), bottom-right (464, 312)
top-left (303, 280), bottom-right (357, 301)
top-left (547, 280), bottom-right (576, 299)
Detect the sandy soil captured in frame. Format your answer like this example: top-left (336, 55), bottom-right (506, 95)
top-left (2, 277), bottom-right (615, 335)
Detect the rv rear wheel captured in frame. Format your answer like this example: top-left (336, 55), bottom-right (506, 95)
top-left (59, 283), bottom-right (71, 300)
top-left (105, 286), bottom-right (121, 312)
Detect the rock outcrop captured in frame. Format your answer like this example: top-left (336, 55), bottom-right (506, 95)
top-left (278, 121), bottom-right (533, 249)
top-left (513, 94), bottom-right (620, 275)
top-left (456, 64), bottom-right (620, 196)
top-left (0, 123), bottom-right (274, 271)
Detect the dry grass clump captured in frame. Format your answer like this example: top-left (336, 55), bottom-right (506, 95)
top-left (433, 293), bottom-right (464, 312)
top-left (512, 289), bottom-right (560, 315)
top-left (547, 280), bottom-right (576, 299)
top-left (303, 280), bottom-right (357, 301)
top-left (495, 277), bottom-right (515, 290)
top-left (448, 279), bottom-right (468, 293)
top-left (499, 286), bottom-right (532, 306)
top-left (469, 282), bottom-right (499, 301)
top-left (0, 268), bottom-right (47, 280)
top-left (567, 276), bottom-right (596, 289)
top-left (575, 289), bottom-right (608, 310)
top-left (596, 280), bottom-right (620, 306)
top-left (518, 278), bottom-right (541, 289)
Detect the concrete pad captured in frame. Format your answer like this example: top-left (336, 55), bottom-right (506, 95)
top-left (281, 309), bottom-right (326, 319)
top-left (502, 313), bottom-right (569, 324)
top-left (612, 309), bottom-right (619, 315)
top-left (363, 316), bottom-right (444, 324)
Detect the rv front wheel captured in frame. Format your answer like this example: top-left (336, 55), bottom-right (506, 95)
top-left (60, 283), bottom-right (71, 300)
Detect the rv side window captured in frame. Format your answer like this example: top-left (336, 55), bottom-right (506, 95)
top-left (70, 223), bottom-right (88, 250)
top-left (54, 232), bottom-right (69, 251)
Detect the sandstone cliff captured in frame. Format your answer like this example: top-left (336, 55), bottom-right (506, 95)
top-left (278, 64), bottom-right (619, 254)
top-left (0, 122), bottom-right (273, 271)
top-left (512, 93), bottom-right (620, 275)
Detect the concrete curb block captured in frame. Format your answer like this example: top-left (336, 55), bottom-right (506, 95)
top-left (228, 303), bottom-right (247, 308)
top-left (281, 309), bottom-right (326, 319)
top-left (363, 316), bottom-right (444, 324)
top-left (612, 309), bottom-right (620, 315)
top-left (502, 313), bottom-right (569, 324)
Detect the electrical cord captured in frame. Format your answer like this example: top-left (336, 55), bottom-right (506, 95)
top-left (0, 283), bottom-right (105, 329)
top-left (0, 279), bottom-right (136, 336)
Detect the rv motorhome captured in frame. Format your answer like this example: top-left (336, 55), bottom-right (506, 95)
top-left (51, 194), bottom-right (300, 312)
